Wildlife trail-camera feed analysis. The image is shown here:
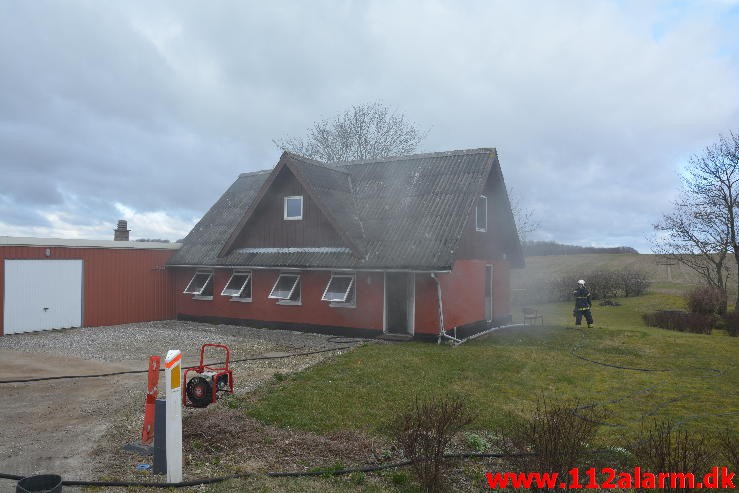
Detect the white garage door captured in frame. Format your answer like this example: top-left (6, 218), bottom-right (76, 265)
top-left (3, 259), bottom-right (83, 334)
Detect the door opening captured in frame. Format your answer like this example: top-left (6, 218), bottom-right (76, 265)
top-left (384, 272), bottom-right (414, 334)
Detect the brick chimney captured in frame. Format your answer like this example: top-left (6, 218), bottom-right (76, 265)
top-left (114, 219), bottom-right (130, 241)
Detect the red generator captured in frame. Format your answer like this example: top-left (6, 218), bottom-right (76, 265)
top-left (183, 344), bottom-right (234, 408)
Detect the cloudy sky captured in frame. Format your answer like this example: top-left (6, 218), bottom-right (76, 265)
top-left (2, 1), bottom-right (738, 252)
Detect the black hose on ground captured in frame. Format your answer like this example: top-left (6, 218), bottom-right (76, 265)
top-left (0, 342), bottom-right (359, 384)
top-left (0, 452), bottom-right (536, 488)
top-left (568, 327), bottom-right (735, 429)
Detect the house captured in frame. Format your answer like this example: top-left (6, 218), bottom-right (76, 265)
top-left (167, 148), bottom-right (524, 340)
top-left (0, 236), bottom-right (179, 336)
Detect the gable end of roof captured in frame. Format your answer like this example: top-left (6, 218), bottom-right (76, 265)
top-left (217, 152), bottom-right (366, 259)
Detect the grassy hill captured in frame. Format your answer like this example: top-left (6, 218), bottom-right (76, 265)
top-left (513, 253), bottom-right (738, 300)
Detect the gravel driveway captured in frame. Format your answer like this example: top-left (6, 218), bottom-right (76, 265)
top-left (0, 320), bottom-right (361, 492)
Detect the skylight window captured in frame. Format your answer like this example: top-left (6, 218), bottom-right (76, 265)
top-left (322, 273), bottom-right (355, 307)
top-left (268, 273), bottom-right (301, 304)
top-left (476, 195), bottom-right (487, 232)
top-left (183, 271), bottom-right (213, 297)
top-left (284, 196), bottom-right (303, 220)
top-left (221, 271), bottom-right (252, 300)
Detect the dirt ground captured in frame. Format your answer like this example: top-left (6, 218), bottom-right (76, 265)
top-left (0, 351), bottom-right (141, 492)
top-left (0, 323), bottom-right (358, 493)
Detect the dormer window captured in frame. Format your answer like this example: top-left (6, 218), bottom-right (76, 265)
top-left (476, 195), bottom-right (487, 232)
top-left (284, 196), bottom-right (303, 220)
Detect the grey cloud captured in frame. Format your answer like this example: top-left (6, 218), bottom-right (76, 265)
top-left (0, 1), bottom-right (737, 249)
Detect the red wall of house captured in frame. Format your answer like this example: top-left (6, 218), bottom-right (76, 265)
top-left (173, 268), bottom-right (384, 332)
top-left (414, 273), bottom-right (442, 334)
top-left (414, 260), bottom-right (512, 335)
top-left (0, 246), bottom-right (176, 336)
top-left (440, 260), bottom-right (486, 330)
top-left (493, 261), bottom-right (512, 320)
top-left (174, 260), bottom-right (512, 337)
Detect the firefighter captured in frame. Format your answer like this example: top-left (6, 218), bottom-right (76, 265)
top-left (573, 279), bottom-right (594, 328)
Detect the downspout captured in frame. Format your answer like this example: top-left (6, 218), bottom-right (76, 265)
top-left (431, 272), bottom-right (461, 345)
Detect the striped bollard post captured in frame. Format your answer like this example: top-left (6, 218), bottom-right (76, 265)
top-left (164, 349), bottom-right (183, 483)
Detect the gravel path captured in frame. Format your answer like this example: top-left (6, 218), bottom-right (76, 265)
top-left (0, 320), bottom-right (359, 362)
top-left (0, 320), bottom-right (364, 492)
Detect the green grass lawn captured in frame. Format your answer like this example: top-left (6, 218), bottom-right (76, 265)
top-left (243, 293), bottom-right (738, 446)
top-left (181, 291), bottom-right (737, 492)
top-left (165, 258), bottom-right (739, 492)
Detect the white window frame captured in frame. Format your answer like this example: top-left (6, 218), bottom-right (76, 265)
top-left (221, 270), bottom-right (252, 302)
top-left (476, 195), bottom-right (487, 232)
top-left (284, 195), bottom-right (303, 220)
top-left (268, 273), bottom-right (301, 305)
top-left (322, 272), bottom-right (356, 308)
top-left (183, 270), bottom-right (213, 300)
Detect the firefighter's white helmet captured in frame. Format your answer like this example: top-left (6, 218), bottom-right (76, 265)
top-left (577, 279), bottom-right (585, 285)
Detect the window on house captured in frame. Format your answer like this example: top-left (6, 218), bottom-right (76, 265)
top-left (183, 271), bottom-right (213, 297)
top-left (476, 195), bottom-right (487, 232)
top-left (268, 273), bottom-right (301, 304)
top-left (221, 271), bottom-right (252, 301)
top-left (322, 273), bottom-right (356, 307)
top-left (284, 196), bottom-right (303, 220)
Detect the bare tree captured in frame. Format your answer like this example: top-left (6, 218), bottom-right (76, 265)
top-left (653, 131), bottom-right (739, 310)
top-left (274, 101), bottom-right (426, 162)
top-left (653, 196), bottom-right (730, 312)
top-left (508, 188), bottom-right (539, 243)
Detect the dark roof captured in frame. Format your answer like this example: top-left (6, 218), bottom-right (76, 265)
top-left (172, 170), bottom-right (270, 266)
top-left (169, 148), bottom-right (523, 270)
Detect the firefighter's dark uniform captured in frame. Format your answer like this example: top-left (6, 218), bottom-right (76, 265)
top-left (573, 285), bottom-right (594, 327)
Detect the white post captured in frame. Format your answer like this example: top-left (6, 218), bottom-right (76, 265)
top-left (164, 349), bottom-right (183, 483)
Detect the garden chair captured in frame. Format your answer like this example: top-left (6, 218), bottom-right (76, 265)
top-left (522, 307), bottom-right (544, 326)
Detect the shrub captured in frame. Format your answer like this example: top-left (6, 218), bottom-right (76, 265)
top-left (587, 270), bottom-right (620, 300)
top-left (464, 432), bottom-right (490, 452)
top-left (642, 310), bottom-right (715, 335)
top-left (721, 312), bottom-right (739, 337)
top-left (393, 395), bottom-right (475, 492)
top-left (717, 429), bottom-right (738, 473)
top-left (629, 419), bottom-right (715, 493)
top-left (686, 286), bottom-right (726, 315)
top-left (499, 398), bottom-right (603, 480)
top-left (619, 269), bottom-right (650, 297)
top-left (520, 269), bottom-right (650, 304)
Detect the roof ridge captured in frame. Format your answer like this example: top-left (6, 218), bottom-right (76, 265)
top-left (285, 152), bottom-right (348, 174)
top-left (333, 147), bottom-right (497, 167)
top-left (238, 169), bottom-right (272, 177)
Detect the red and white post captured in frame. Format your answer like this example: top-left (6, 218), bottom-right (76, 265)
top-left (164, 350), bottom-right (182, 483)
